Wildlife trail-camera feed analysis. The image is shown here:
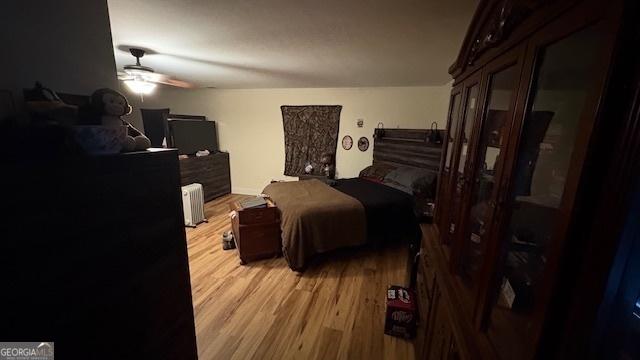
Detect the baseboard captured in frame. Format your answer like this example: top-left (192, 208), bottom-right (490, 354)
top-left (232, 187), bottom-right (261, 195)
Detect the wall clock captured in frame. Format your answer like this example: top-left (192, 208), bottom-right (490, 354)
top-left (342, 135), bottom-right (353, 150)
top-left (358, 137), bottom-right (369, 151)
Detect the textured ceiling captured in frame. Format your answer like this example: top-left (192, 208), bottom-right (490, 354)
top-left (107, 0), bottom-right (477, 89)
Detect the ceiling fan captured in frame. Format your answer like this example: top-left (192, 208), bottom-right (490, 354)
top-left (117, 48), bottom-right (194, 95)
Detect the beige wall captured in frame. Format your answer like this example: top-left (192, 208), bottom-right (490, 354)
top-left (129, 85), bottom-right (451, 194)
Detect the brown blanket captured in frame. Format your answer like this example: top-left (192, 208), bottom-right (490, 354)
top-left (262, 179), bottom-right (366, 270)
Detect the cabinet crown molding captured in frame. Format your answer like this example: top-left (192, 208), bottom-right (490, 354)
top-left (450, 0), bottom-right (551, 76)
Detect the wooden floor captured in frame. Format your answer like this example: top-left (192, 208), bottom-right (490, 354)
top-left (185, 194), bottom-right (416, 360)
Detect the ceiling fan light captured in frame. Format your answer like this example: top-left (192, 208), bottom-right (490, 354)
top-left (124, 79), bottom-right (156, 94)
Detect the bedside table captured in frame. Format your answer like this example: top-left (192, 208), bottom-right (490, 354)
top-left (230, 199), bottom-right (281, 264)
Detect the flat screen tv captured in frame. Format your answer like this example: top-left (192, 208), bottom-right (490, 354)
top-left (168, 118), bottom-right (218, 155)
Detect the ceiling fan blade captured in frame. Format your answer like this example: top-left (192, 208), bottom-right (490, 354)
top-left (147, 73), bottom-right (195, 89)
top-left (117, 71), bottom-right (133, 81)
top-left (156, 78), bottom-right (195, 89)
top-left (120, 47), bottom-right (200, 89)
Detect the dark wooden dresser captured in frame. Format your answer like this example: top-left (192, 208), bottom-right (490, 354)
top-left (231, 200), bottom-right (281, 264)
top-left (1, 149), bottom-right (198, 360)
top-left (179, 151), bottom-right (231, 202)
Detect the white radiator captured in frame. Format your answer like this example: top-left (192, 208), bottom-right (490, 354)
top-left (181, 183), bottom-right (206, 227)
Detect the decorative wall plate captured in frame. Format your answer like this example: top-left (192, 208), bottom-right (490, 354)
top-left (358, 137), bottom-right (369, 152)
top-left (342, 135), bottom-right (353, 150)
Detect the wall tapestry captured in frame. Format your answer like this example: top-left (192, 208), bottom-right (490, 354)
top-left (281, 105), bottom-right (341, 176)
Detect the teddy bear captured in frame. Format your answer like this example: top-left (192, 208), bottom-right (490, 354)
top-left (89, 88), bottom-right (151, 152)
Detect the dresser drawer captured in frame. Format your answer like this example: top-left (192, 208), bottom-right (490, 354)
top-left (416, 266), bottom-right (430, 317)
top-left (179, 152), bottom-right (231, 202)
top-left (421, 252), bottom-right (436, 299)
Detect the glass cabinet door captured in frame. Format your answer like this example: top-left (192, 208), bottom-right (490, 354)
top-left (447, 83), bottom-right (479, 243)
top-left (444, 93), bottom-right (462, 175)
top-left (486, 25), bottom-right (604, 359)
top-left (458, 65), bottom-right (520, 289)
top-left (437, 90), bottom-right (462, 241)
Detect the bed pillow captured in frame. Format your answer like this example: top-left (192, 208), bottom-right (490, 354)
top-left (362, 176), bottom-right (384, 184)
top-left (383, 180), bottom-right (414, 194)
top-left (383, 166), bottom-right (437, 198)
top-left (359, 163), bottom-right (397, 182)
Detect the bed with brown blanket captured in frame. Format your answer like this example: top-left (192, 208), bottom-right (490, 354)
top-left (264, 128), bottom-right (444, 271)
top-left (263, 178), bottom-right (422, 270)
top-left (262, 179), bottom-right (367, 270)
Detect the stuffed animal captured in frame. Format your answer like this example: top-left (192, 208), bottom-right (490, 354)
top-left (90, 88), bottom-right (151, 152)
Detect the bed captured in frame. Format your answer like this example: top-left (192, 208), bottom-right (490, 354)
top-left (263, 128), bottom-right (444, 271)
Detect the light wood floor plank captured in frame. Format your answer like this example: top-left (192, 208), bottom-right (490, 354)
top-left (186, 194), bottom-right (415, 359)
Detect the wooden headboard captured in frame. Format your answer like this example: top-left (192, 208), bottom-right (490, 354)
top-left (372, 128), bottom-right (445, 172)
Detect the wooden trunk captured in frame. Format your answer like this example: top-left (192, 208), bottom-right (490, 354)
top-left (231, 200), bottom-right (282, 264)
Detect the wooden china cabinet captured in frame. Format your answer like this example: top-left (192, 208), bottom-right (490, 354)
top-left (420, 0), bottom-right (640, 359)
